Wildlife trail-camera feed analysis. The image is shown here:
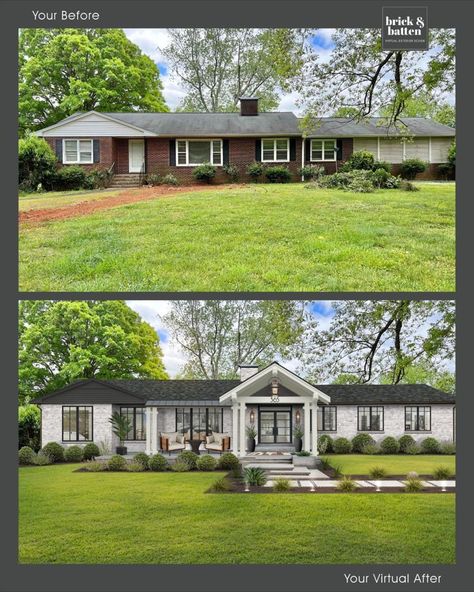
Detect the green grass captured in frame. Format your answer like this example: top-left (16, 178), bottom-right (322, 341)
top-left (19, 188), bottom-right (121, 211)
top-left (19, 183), bottom-right (455, 291)
top-left (19, 464), bottom-right (455, 564)
top-left (325, 454), bottom-right (456, 476)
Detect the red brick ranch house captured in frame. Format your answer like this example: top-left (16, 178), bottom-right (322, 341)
top-left (35, 98), bottom-right (455, 185)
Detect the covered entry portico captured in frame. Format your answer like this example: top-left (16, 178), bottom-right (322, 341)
top-left (219, 362), bottom-right (331, 456)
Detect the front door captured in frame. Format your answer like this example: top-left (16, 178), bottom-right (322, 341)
top-left (128, 139), bottom-right (145, 173)
top-left (259, 408), bottom-right (292, 444)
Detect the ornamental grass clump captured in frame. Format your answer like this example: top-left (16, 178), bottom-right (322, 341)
top-left (209, 477), bottom-right (231, 492)
top-left (404, 477), bottom-right (423, 493)
top-left (337, 476), bottom-right (358, 492)
top-left (273, 478), bottom-right (291, 493)
top-left (369, 466), bottom-right (387, 479)
top-left (433, 466), bottom-right (454, 480)
top-left (171, 461), bottom-right (190, 472)
top-left (244, 467), bottom-right (267, 486)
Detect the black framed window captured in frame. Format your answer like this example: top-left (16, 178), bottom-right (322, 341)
top-left (358, 406), bottom-right (384, 431)
top-left (405, 406), bottom-right (431, 431)
top-left (120, 407), bottom-right (146, 440)
top-left (175, 408), bottom-right (223, 438)
top-left (62, 406), bottom-right (93, 441)
top-left (317, 406), bottom-right (337, 431)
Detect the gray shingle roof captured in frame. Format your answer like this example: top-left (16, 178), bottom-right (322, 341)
top-left (302, 117), bottom-right (455, 138)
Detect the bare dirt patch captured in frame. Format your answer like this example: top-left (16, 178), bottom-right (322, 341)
top-left (19, 184), bottom-right (237, 225)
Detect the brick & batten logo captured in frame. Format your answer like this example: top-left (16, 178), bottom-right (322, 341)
top-left (382, 7), bottom-right (429, 50)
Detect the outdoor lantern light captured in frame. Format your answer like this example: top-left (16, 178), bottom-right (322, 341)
top-left (440, 480), bottom-right (447, 492)
top-left (244, 482), bottom-right (250, 492)
top-left (374, 480), bottom-right (381, 492)
top-left (296, 409), bottom-right (301, 423)
top-left (270, 378), bottom-right (280, 402)
top-left (250, 409), bottom-right (255, 424)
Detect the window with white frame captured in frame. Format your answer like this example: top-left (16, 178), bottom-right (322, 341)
top-left (261, 138), bottom-right (289, 162)
top-left (176, 139), bottom-right (223, 166)
top-left (310, 139), bottom-right (337, 161)
top-left (63, 139), bottom-right (93, 164)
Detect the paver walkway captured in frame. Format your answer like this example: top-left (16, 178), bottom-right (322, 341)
top-left (263, 479), bottom-right (456, 490)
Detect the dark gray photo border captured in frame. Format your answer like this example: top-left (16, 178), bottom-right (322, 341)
top-left (3, 1), bottom-right (472, 591)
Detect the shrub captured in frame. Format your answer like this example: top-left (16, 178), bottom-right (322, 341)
top-left (399, 180), bottom-right (419, 191)
top-left (433, 466), bottom-right (454, 480)
top-left (273, 477), bottom-right (290, 492)
top-left (333, 437), bottom-right (352, 454)
top-left (83, 443), bottom-right (100, 460)
top-left (299, 164), bottom-right (325, 180)
top-left (384, 174), bottom-right (401, 189)
top-left (244, 466), bottom-right (267, 486)
top-left (40, 442), bottom-right (65, 463)
top-left (144, 173), bottom-right (161, 186)
top-left (192, 163), bottom-right (216, 183)
top-left (133, 452), bottom-right (150, 469)
top-left (209, 477), bottom-right (231, 492)
top-left (440, 441), bottom-right (456, 455)
top-left (18, 136), bottom-right (57, 191)
top-left (223, 163), bottom-right (240, 183)
top-left (108, 455), bottom-right (127, 471)
top-left (371, 167), bottom-right (390, 189)
top-left (405, 443), bottom-right (420, 455)
top-left (399, 434), bottom-right (416, 453)
top-left (317, 434), bottom-right (333, 454)
top-left (400, 158), bottom-right (427, 180)
top-left (84, 167), bottom-right (113, 189)
top-left (369, 466), bottom-right (387, 479)
top-left (407, 471), bottom-right (419, 479)
top-left (64, 445), bottom-right (84, 463)
top-left (380, 436), bottom-right (400, 454)
top-left (217, 452), bottom-right (240, 470)
top-left (337, 476), bottom-right (358, 492)
top-left (373, 160), bottom-right (392, 173)
top-left (83, 461), bottom-right (106, 472)
top-left (448, 141), bottom-right (456, 168)
top-left (264, 165), bottom-right (292, 183)
top-left (318, 171), bottom-right (351, 189)
top-left (196, 454), bottom-right (218, 471)
top-left (341, 150), bottom-right (375, 171)
top-left (177, 450), bottom-right (199, 470)
top-left (420, 437), bottom-right (441, 454)
top-left (361, 443), bottom-right (379, 455)
top-left (171, 461), bottom-right (189, 472)
top-left (351, 433), bottom-right (376, 453)
top-left (18, 404), bottom-right (41, 451)
top-left (295, 450), bottom-right (310, 456)
top-left (18, 446), bottom-right (36, 465)
top-left (347, 176), bottom-right (374, 193)
top-left (33, 453), bottom-right (52, 466)
top-left (161, 173), bottom-right (179, 186)
top-left (148, 453), bottom-right (168, 472)
top-left (127, 462), bottom-right (146, 472)
top-left (231, 463), bottom-right (243, 480)
top-left (53, 166), bottom-right (87, 190)
top-left (246, 161), bottom-right (265, 181)
top-left (404, 477), bottom-right (423, 492)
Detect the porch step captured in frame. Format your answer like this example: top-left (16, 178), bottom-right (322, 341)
top-left (242, 462), bottom-right (299, 471)
top-left (110, 174), bottom-right (142, 187)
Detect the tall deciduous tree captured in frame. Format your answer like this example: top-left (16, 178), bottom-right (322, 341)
top-left (19, 301), bottom-right (168, 404)
top-left (19, 28), bottom-right (168, 135)
top-left (381, 92), bottom-right (455, 127)
top-left (162, 301), bottom-right (304, 378)
top-left (295, 300), bottom-right (455, 386)
top-left (162, 28), bottom-right (311, 112)
top-left (298, 28), bottom-right (455, 127)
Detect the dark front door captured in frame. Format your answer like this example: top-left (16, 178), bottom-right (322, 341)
top-left (259, 408), bottom-right (292, 444)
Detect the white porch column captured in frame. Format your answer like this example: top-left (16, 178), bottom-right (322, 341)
top-left (239, 401), bottom-right (246, 456)
top-left (313, 403), bottom-right (319, 455)
top-left (232, 402), bottom-right (239, 454)
top-left (304, 400), bottom-right (311, 452)
top-left (151, 407), bottom-right (158, 454)
top-left (145, 407), bottom-right (152, 455)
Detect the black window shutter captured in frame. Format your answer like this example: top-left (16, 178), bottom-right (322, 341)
top-left (305, 139), bottom-right (311, 162)
top-left (255, 139), bottom-right (261, 162)
top-left (55, 139), bottom-right (62, 163)
top-left (169, 139), bottom-right (176, 166)
top-left (223, 139), bottom-right (229, 165)
top-left (143, 139), bottom-right (147, 173)
top-left (289, 138), bottom-right (296, 161)
top-left (336, 139), bottom-right (343, 160)
top-left (93, 139), bottom-right (100, 163)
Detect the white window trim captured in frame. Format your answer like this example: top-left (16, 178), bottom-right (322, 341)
top-left (62, 139), bottom-right (93, 164)
top-left (176, 139), bottom-right (223, 167)
top-left (310, 139), bottom-right (337, 162)
top-left (261, 138), bottom-right (290, 163)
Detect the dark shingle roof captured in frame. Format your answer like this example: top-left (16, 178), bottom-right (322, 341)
top-left (106, 379), bottom-right (241, 402)
top-left (314, 383), bottom-right (455, 405)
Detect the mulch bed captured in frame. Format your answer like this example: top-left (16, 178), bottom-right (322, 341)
top-left (19, 183), bottom-right (242, 226)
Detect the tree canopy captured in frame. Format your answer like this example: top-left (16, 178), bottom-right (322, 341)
top-left (19, 301), bottom-right (168, 404)
top-left (161, 28), bottom-right (311, 112)
top-left (298, 28), bottom-right (455, 128)
top-left (295, 300), bottom-right (455, 387)
top-left (19, 28), bottom-right (168, 135)
top-left (162, 300), bottom-right (304, 378)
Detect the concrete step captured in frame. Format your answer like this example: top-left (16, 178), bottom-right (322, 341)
top-left (242, 462), bottom-right (298, 470)
top-left (110, 174), bottom-right (142, 187)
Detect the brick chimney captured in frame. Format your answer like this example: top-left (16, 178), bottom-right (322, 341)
top-left (239, 97), bottom-right (259, 116)
top-left (239, 365), bottom-right (259, 381)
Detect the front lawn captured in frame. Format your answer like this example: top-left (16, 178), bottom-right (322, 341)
top-left (19, 183), bottom-right (455, 291)
top-left (324, 454), bottom-right (456, 476)
top-left (19, 464), bottom-right (455, 564)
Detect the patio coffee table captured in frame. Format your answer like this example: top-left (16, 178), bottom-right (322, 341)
top-left (189, 439), bottom-right (202, 454)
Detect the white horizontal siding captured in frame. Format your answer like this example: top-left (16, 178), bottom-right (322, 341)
top-left (41, 113), bottom-right (155, 137)
top-left (379, 138), bottom-right (404, 163)
top-left (353, 137), bottom-right (378, 156)
top-left (430, 137), bottom-right (452, 163)
top-left (405, 137), bottom-right (430, 161)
